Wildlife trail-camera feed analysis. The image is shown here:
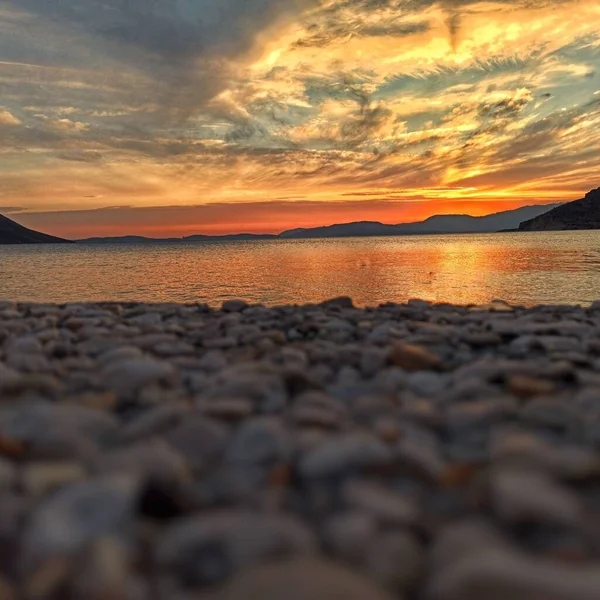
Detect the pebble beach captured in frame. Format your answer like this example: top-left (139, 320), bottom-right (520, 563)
top-left (2, 296), bottom-right (600, 599)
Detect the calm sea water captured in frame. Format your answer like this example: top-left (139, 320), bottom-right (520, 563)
top-left (1, 231), bottom-right (600, 306)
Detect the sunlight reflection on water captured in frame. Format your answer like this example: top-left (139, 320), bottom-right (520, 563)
top-left (1, 231), bottom-right (600, 306)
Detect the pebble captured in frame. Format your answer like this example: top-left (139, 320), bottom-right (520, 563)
top-left (22, 462), bottom-right (86, 498)
top-left (21, 475), bottom-right (138, 572)
top-left (389, 342), bottom-right (442, 372)
top-left (222, 300), bottom-right (249, 313)
top-left (2, 298), bottom-right (600, 597)
top-left (300, 433), bottom-right (392, 479)
top-left (211, 557), bottom-right (394, 600)
top-left (156, 511), bottom-right (315, 585)
top-left (489, 467), bottom-right (582, 527)
top-left (343, 480), bottom-right (419, 526)
top-left (102, 358), bottom-right (177, 396)
top-left (163, 416), bottom-right (229, 473)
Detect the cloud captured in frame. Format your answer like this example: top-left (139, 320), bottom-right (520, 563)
top-left (0, 108), bottom-right (20, 126)
top-left (5, 0), bottom-right (317, 120)
top-left (57, 151), bottom-right (104, 162)
top-left (0, 206), bottom-right (25, 214)
top-left (2, 0), bottom-right (600, 237)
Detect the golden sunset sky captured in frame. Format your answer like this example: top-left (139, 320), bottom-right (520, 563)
top-left (1, 0), bottom-right (600, 237)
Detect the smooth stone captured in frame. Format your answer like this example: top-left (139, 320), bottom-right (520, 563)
top-left (320, 297), bottom-right (354, 309)
top-left (21, 475), bottom-right (138, 571)
top-left (69, 537), bottom-right (129, 600)
top-left (324, 511), bottom-right (378, 563)
top-left (365, 531), bottom-right (425, 591)
top-left (6, 335), bottom-right (43, 354)
top-left (343, 480), bottom-right (419, 526)
top-left (225, 417), bottom-right (291, 466)
top-left (360, 348), bottom-right (390, 378)
top-left (407, 371), bottom-right (447, 396)
top-left (0, 404), bottom-right (119, 448)
top-left (394, 427), bottom-right (445, 483)
top-left (163, 416), bottom-right (230, 473)
top-left (22, 462), bottom-right (87, 498)
top-left (222, 300), bottom-right (249, 313)
top-left (0, 458), bottom-right (17, 491)
top-left (156, 511), bottom-right (315, 586)
top-left (117, 404), bottom-right (189, 443)
top-left (426, 546), bottom-right (600, 600)
top-left (507, 375), bottom-right (557, 398)
top-left (211, 557), bottom-right (395, 600)
top-left (97, 346), bottom-right (144, 367)
top-left (203, 366), bottom-right (288, 413)
top-left (95, 441), bottom-right (189, 485)
top-left (390, 342), bottom-right (442, 372)
top-left (129, 312), bottom-right (163, 326)
top-left (489, 468), bottom-right (582, 527)
top-left (299, 433), bottom-right (392, 479)
top-left (199, 398), bottom-right (253, 421)
top-left (102, 358), bottom-right (177, 395)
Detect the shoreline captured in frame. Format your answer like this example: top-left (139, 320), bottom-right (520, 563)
top-left (2, 297), bottom-right (600, 598)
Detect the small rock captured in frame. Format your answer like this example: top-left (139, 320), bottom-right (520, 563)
top-left (102, 358), bottom-right (177, 396)
top-left (222, 300), bottom-right (249, 313)
top-left (489, 468), bottom-right (582, 527)
top-left (200, 399), bottom-right (253, 422)
top-left (21, 475), bottom-right (138, 572)
top-left (156, 511), bottom-right (315, 586)
top-left (164, 416), bottom-right (229, 473)
top-left (212, 557), bottom-right (394, 600)
top-left (300, 433), bottom-right (392, 479)
top-left (320, 297), bottom-right (354, 309)
top-left (365, 531), bottom-right (425, 591)
top-left (225, 418), bottom-right (292, 466)
top-left (343, 480), bottom-right (419, 526)
top-left (22, 462), bottom-right (87, 498)
top-left (389, 342), bottom-right (442, 372)
top-left (508, 375), bottom-right (556, 398)
top-left (324, 511), bottom-right (378, 563)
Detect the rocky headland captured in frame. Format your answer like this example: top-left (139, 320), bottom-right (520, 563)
top-left (2, 298), bottom-right (600, 598)
top-left (519, 187), bottom-right (600, 231)
top-left (0, 214), bottom-right (70, 245)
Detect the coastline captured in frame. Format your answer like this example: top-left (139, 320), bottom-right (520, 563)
top-left (2, 297), bottom-right (600, 598)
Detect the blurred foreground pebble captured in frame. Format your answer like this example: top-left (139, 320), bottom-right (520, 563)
top-left (1, 298), bottom-right (600, 598)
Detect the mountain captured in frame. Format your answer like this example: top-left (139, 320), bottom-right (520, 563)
top-left (280, 203), bottom-right (561, 238)
top-left (80, 236), bottom-right (182, 244)
top-left (519, 188), bottom-right (600, 231)
top-left (78, 233), bottom-right (278, 243)
top-left (0, 213), bottom-right (71, 245)
top-left (77, 203), bottom-right (561, 243)
top-left (184, 233), bottom-right (278, 242)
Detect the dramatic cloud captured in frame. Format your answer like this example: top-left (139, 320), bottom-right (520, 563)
top-left (0, 107), bottom-right (20, 125)
top-left (1, 0), bottom-right (599, 235)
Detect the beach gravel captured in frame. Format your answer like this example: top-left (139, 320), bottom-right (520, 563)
top-left (2, 298), bottom-right (600, 598)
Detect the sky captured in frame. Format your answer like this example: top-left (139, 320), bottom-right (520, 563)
top-left (1, 0), bottom-right (599, 238)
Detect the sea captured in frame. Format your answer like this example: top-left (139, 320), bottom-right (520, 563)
top-left (2, 231), bottom-right (600, 307)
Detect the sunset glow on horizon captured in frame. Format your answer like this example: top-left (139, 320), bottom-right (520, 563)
top-left (1, 0), bottom-right (599, 238)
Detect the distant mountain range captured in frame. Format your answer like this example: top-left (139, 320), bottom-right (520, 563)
top-left (80, 233), bottom-right (278, 244)
top-left (0, 194), bottom-right (592, 245)
top-left (75, 202), bottom-right (561, 243)
top-left (519, 188), bottom-right (600, 231)
top-left (279, 203), bottom-right (562, 239)
top-left (0, 213), bottom-right (70, 244)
